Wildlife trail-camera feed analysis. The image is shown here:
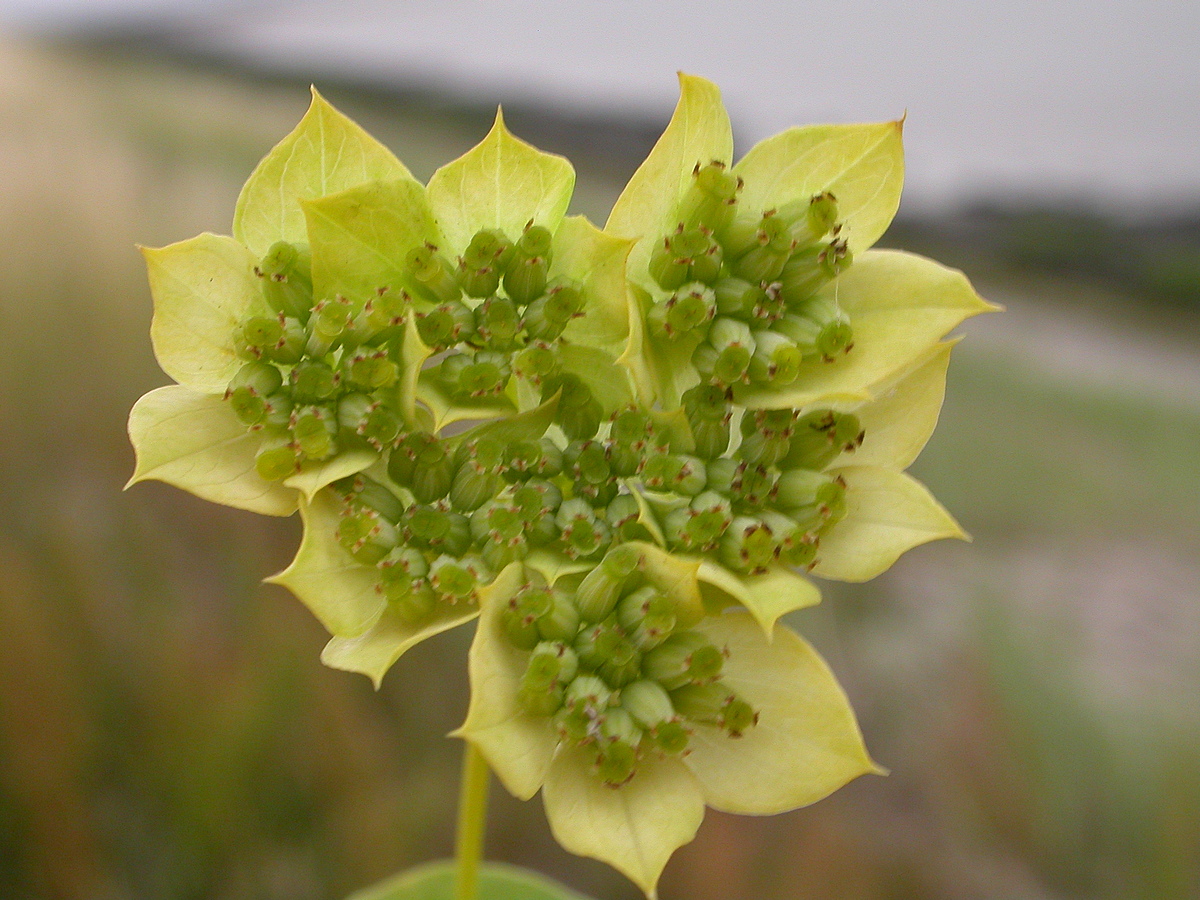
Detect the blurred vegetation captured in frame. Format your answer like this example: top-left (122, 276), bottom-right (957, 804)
top-left (0, 33), bottom-right (1197, 900)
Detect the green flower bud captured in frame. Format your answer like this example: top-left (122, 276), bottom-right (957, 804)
top-left (416, 300), bottom-right (475, 349)
top-left (522, 641), bottom-right (579, 701)
top-left (780, 410), bottom-right (864, 470)
top-left (260, 392), bottom-right (293, 430)
top-left (651, 282), bottom-right (718, 340)
top-left (748, 330), bottom-right (802, 386)
top-left (289, 359), bottom-right (340, 403)
top-left (620, 678), bottom-right (677, 731)
top-left (254, 431), bottom-right (299, 481)
top-left (341, 474), bottom-right (405, 523)
top-left (449, 464), bottom-right (503, 512)
top-left (556, 674), bottom-right (613, 741)
top-left (642, 631), bottom-right (725, 690)
top-left (255, 241), bottom-right (314, 322)
top-left (403, 503), bottom-right (451, 546)
top-left (537, 588), bottom-right (582, 643)
top-left (712, 276), bottom-right (763, 318)
top-left (241, 315), bottom-right (284, 357)
top-left (459, 228), bottom-right (514, 297)
top-left (725, 212), bottom-right (795, 283)
top-left (307, 296), bottom-right (357, 356)
top-left (503, 224), bottom-right (553, 304)
top-left (575, 617), bottom-right (639, 678)
top-left (575, 562), bottom-right (626, 623)
top-left (227, 361), bottom-right (284, 425)
top-left (337, 506), bottom-right (398, 565)
top-left (719, 516), bottom-right (778, 573)
top-left (775, 192), bottom-right (839, 246)
top-left (513, 478), bottom-right (562, 520)
top-left (616, 585), bottom-right (676, 650)
top-left (778, 238), bottom-right (853, 306)
top-left (384, 578), bottom-right (438, 625)
top-left (738, 431), bottom-right (791, 468)
top-left (513, 343), bottom-right (560, 385)
top-left (474, 296), bottom-right (522, 350)
top-left (481, 535), bottom-right (529, 571)
top-left (387, 431), bottom-right (432, 485)
top-left (406, 243), bottom-right (462, 305)
top-left (344, 349), bottom-right (399, 391)
top-left (560, 515), bottom-right (611, 560)
top-left (605, 493), bottom-right (640, 534)
top-left (291, 404), bottom-right (338, 461)
top-left (502, 600), bottom-right (543, 651)
top-left (379, 545), bottom-right (429, 582)
top-left (336, 393), bottom-right (400, 449)
top-left (678, 161), bottom-right (741, 234)
top-left (663, 490), bottom-right (732, 552)
top-left (670, 682), bottom-right (758, 737)
top-left (695, 319), bottom-right (754, 385)
top-left (261, 316), bottom-right (306, 365)
top-left (428, 554), bottom-right (478, 602)
top-left (404, 438), bottom-right (453, 503)
top-left (358, 287), bottom-right (407, 344)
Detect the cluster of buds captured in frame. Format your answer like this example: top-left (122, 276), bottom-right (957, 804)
top-left (646, 162), bottom-right (855, 389)
top-left (502, 548), bottom-right (756, 787)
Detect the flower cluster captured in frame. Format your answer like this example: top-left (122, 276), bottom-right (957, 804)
top-left (128, 75), bottom-right (993, 897)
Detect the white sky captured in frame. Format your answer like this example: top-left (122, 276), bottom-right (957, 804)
top-left (6, 0), bottom-right (1200, 212)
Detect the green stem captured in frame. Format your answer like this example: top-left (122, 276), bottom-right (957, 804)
top-left (453, 742), bottom-right (491, 900)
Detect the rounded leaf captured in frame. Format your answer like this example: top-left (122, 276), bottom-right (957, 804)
top-left (453, 562), bottom-right (557, 801)
top-left (127, 385), bottom-right (296, 516)
top-left (143, 234), bottom-right (263, 393)
top-left (812, 465), bottom-right (966, 582)
top-left (234, 87), bottom-right (413, 256)
top-left (266, 491), bottom-right (388, 637)
top-left (733, 120), bottom-right (905, 253)
top-left (685, 611), bottom-right (878, 814)
top-left (426, 109), bottom-right (575, 258)
top-left (346, 860), bottom-right (595, 900)
top-left (542, 747), bottom-right (704, 900)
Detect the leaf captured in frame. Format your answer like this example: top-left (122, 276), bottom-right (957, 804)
top-left (813, 465), bottom-right (967, 582)
top-left (283, 448), bottom-right (378, 501)
top-left (842, 339), bottom-right (955, 471)
top-left (542, 747), bottom-right (704, 900)
top-left (696, 561), bottom-right (821, 634)
top-left (630, 541), bottom-right (705, 629)
top-left (617, 284), bottom-right (703, 410)
top-left (321, 599), bottom-right (477, 689)
top-left (452, 562), bottom-right (557, 801)
top-left (553, 216), bottom-right (634, 355)
top-left (265, 491), bottom-right (387, 637)
top-left (302, 177), bottom-right (438, 303)
top-left (733, 120), bottom-right (905, 253)
top-left (426, 109), bottom-right (575, 258)
top-left (606, 73), bottom-right (733, 294)
top-left (127, 385), bottom-right (296, 516)
top-left (685, 611), bottom-right (879, 814)
top-left (346, 860), bottom-right (595, 900)
top-left (233, 87), bottom-right (413, 256)
top-left (555, 344), bottom-right (632, 415)
top-left (523, 550), bottom-right (594, 585)
top-left (416, 370), bottom-right (517, 433)
top-left (455, 391), bottom-right (560, 448)
top-left (736, 249), bottom-right (998, 411)
top-left (142, 234), bottom-right (263, 393)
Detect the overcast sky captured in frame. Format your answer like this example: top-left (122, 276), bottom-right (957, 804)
top-left (6, 0), bottom-right (1199, 212)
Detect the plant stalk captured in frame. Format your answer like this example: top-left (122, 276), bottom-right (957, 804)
top-left (453, 741), bottom-right (491, 900)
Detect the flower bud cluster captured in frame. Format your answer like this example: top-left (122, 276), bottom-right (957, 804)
top-left (227, 221), bottom-right (602, 483)
top-left (647, 163), bottom-right (855, 389)
top-left (502, 551), bottom-right (757, 787)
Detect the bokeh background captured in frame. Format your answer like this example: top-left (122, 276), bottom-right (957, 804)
top-left (1, 2), bottom-right (1198, 899)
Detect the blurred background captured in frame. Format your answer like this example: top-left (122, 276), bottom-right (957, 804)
top-left (1, 2), bottom-right (1198, 898)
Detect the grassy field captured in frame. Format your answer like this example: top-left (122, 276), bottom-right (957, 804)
top-left (1, 34), bottom-right (1196, 900)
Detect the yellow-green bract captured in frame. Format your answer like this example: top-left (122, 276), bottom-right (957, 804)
top-left (126, 75), bottom-right (996, 899)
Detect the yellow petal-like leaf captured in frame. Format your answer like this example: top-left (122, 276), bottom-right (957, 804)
top-left (630, 541), bottom-right (704, 628)
top-left (426, 109), bottom-right (575, 258)
top-left (347, 860), bottom-right (594, 900)
top-left (685, 611), bottom-right (877, 814)
top-left (555, 345), bottom-right (632, 416)
top-left (734, 120), bottom-right (905, 253)
top-left (813, 465), bottom-right (967, 582)
top-left (523, 550), bottom-right (594, 585)
top-left (233, 87), bottom-right (413, 256)
top-left (321, 600), bottom-right (477, 689)
top-left (283, 449), bottom-right (378, 501)
top-left (453, 562), bottom-right (557, 801)
top-left (606, 73), bottom-right (733, 294)
top-left (736, 249), bottom-right (996, 410)
top-left (842, 339), bottom-right (955, 471)
top-left (127, 385), bottom-right (297, 516)
top-left (416, 370), bottom-right (517, 433)
top-left (302, 177), bottom-right (437, 303)
top-left (553, 216), bottom-right (634, 356)
top-left (143, 234), bottom-right (263, 393)
top-left (266, 491), bottom-right (387, 637)
top-left (697, 561), bottom-right (821, 635)
top-left (542, 748), bottom-right (704, 900)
